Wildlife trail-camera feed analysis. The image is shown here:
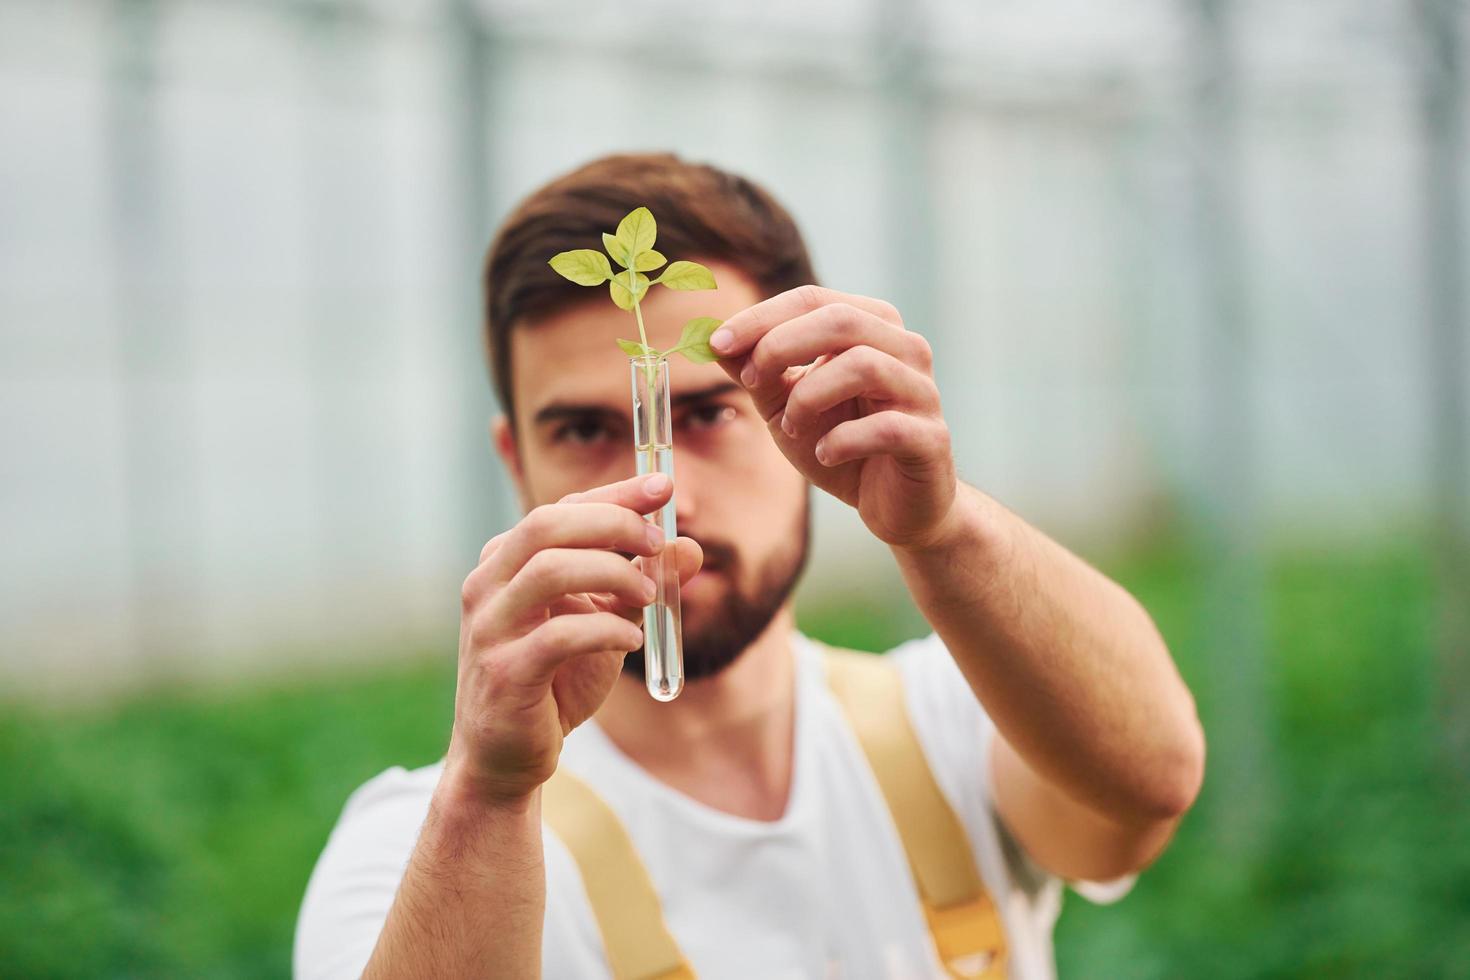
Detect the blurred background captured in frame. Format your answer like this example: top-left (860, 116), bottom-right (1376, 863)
top-left (2, 0), bottom-right (1467, 976)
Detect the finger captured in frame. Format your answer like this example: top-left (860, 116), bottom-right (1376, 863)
top-left (597, 537), bottom-right (704, 621)
top-left (780, 346), bottom-right (940, 438)
top-left (745, 305), bottom-right (931, 390)
top-left (672, 536), bottom-right (703, 584)
top-left (479, 530), bottom-right (511, 564)
top-left (710, 346), bottom-right (837, 406)
top-left (551, 593), bottom-right (605, 621)
top-left (631, 535), bottom-right (704, 588)
top-left (707, 284), bottom-right (903, 360)
top-left (560, 471), bottom-right (673, 510)
top-left (814, 410), bottom-right (952, 469)
top-left (630, 537), bottom-right (704, 583)
top-left (724, 356), bottom-right (805, 426)
top-left (495, 548), bottom-right (656, 618)
top-left (505, 611), bottom-right (646, 687)
top-left (485, 497), bottom-right (667, 584)
top-left (578, 591), bottom-right (645, 625)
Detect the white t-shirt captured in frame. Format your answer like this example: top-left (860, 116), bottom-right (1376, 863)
top-left (294, 629), bottom-right (1134, 979)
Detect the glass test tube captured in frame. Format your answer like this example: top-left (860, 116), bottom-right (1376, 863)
top-left (629, 355), bottom-right (684, 701)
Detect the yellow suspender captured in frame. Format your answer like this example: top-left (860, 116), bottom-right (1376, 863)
top-left (541, 767), bottom-right (696, 980)
top-left (817, 642), bottom-right (1009, 980)
top-left (541, 643), bottom-right (1007, 980)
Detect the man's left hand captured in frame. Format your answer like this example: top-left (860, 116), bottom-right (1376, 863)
top-left (709, 284), bottom-right (959, 551)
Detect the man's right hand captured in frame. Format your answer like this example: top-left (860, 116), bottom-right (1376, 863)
top-left (445, 472), bottom-right (702, 808)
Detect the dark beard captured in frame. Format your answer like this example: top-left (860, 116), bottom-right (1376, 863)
top-left (625, 488), bottom-right (811, 684)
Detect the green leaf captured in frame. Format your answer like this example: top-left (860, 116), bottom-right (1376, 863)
top-left (654, 260), bottom-right (717, 291)
top-left (633, 249), bottom-right (667, 272)
top-left (602, 233), bottom-right (631, 269)
top-left (666, 317), bottom-right (723, 363)
top-left (548, 249), bottom-right (612, 286)
top-left (614, 206), bottom-right (657, 260)
top-left (616, 338), bottom-right (653, 357)
top-left (608, 270), bottom-right (650, 311)
top-left (672, 345), bottom-right (718, 364)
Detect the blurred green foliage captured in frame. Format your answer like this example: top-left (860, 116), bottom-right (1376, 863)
top-left (1054, 538), bottom-right (1470, 979)
top-left (1, 540), bottom-right (1465, 978)
top-left (0, 657), bottom-right (456, 978)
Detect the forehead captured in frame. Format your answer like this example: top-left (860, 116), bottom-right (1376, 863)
top-left (509, 259), bottom-right (763, 425)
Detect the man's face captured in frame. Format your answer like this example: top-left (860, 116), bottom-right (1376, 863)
top-left (495, 260), bottom-right (810, 681)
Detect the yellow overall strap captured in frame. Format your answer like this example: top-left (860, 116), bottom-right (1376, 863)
top-left (541, 767), bottom-right (696, 980)
top-left (817, 641), bottom-right (1009, 980)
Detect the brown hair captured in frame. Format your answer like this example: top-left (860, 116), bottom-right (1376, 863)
top-left (481, 151), bottom-right (819, 427)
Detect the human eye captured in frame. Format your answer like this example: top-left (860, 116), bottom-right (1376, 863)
top-left (681, 402), bottom-right (737, 433)
top-left (553, 417), bottom-right (614, 446)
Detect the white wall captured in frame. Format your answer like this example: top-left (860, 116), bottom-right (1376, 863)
top-left (1, 0), bottom-right (1465, 693)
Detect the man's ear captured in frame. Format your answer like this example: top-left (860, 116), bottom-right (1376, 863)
top-left (492, 414), bottom-right (533, 512)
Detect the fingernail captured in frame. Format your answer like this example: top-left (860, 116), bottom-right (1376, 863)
top-left (815, 440), bottom-right (829, 464)
top-left (642, 575), bottom-right (657, 599)
top-left (780, 412), bottom-right (795, 436)
top-left (710, 328), bottom-right (734, 352)
top-left (643, 473), bottom-right (669, 494)
top-left (645, 524), bottom-right (664, 551)
top-left (740, 361), bottom-right (757, 387)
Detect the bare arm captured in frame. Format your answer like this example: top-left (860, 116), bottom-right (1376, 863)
top-left (364, 769), bottom-right (543, 979)
top-left (356, 473), bottom-right (701, 977)
top-left (892, 481), bottom-right (1206, 881)
top-left (707, 283), bottom-right (1203, 882)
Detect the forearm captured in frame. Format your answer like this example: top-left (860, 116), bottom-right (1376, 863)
top-left (363, 762), bottom-right (544, 980)
top-left (893, 482), bottom-right (1204, 825)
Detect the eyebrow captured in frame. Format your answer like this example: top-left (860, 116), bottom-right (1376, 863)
top-left (672, 381), bottom-right (741, 409)
top-left (531, 381), bottom-right (742, 427)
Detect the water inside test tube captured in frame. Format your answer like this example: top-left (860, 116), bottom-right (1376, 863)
top-left (637, 440), bottom-right (683, 701)
top-left (630, 355), bottom-right (683, 701)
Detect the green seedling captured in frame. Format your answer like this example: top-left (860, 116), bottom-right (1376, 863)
top-left (549, 206), bottom-right (710, 703)
top-left (547, 206), bottom-right (724, 375)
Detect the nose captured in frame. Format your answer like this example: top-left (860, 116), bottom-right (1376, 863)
top-left (671, 467), bottom-right (698, 529)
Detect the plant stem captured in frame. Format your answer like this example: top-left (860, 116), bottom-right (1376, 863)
top-left (632, 283), bottom-right (650, 351)
top-left (631, 281), bottom-right (658, 386)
